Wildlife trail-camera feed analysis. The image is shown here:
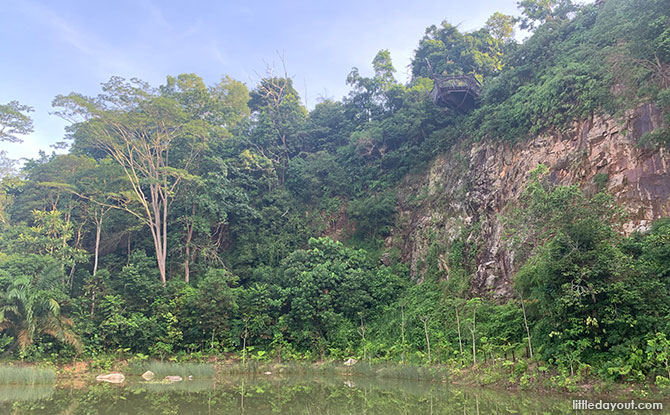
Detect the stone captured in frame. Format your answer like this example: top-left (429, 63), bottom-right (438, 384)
top-left (96, 373), bottom-right (125, 383)
top-left (343, 358), bottom-right (357, 367)
top-left (164, 375), bottom-right (183, 382)
top-left (141, 371), bottom-right (155, 381)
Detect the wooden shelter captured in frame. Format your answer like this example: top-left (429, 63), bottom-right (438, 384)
top-left (430, 74), bottom-right (482, 113)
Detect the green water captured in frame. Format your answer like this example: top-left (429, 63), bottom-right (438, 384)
top-left (0, 375), bottom-right (631, 414)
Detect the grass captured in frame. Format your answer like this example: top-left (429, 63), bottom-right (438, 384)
top-left (218, 360), bottom-right (449, 382)
top-left (347, 362), bottom-right (449, 382)
top-left (0, 385), bottom-right (54, 402)
top-left (0, 365), bottom-right (56, 385)
top-left (220, 361), bottom-right (338, 376)
top-left (127, 361), bottom-right (215, 379)
top-left (131, 379), bottom-right (215, 393)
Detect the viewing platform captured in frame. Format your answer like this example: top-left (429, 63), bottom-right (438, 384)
top-left (430, 74), bottom-right (482, 113)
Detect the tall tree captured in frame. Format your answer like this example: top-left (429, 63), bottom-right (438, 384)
top-left (485, 12), bottom-right (518, 43)
top-left (517, 0), bottom-right (576, 30)
top-left (0, 100), bottom-right (33, 143)
top-left (411, 22), bottom-right (504, 81)
top-left (160, 73), bottom-right (251, 282)
top-left (53, 77), bottom-right (208, 284)
top-left (249, 76), bottom-right (307, 183)
top-left (346, 49), bottom-right (401, 125)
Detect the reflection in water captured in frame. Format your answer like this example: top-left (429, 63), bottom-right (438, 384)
top-left (0, 375), bottom-right (581, 414)
top-left (0, 385), bottom-right (54, 403)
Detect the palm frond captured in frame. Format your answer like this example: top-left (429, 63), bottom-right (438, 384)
top-left (47, 299), bottom-right (60, 316)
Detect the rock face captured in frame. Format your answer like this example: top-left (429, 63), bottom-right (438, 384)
top-left (95, 373), bottom-right (125, 383)
top-left (390, 104), bottom-right (669, 298)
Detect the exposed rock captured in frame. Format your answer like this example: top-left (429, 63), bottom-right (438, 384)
top-left (391, 104), bottom-right (669, 298)
top-left (95, 373), bottom-right (125, 383)
top-left (164, 375), bottom-right (183, 382)
top-left (343, 358), bottom-right (358, 366)
top-left (141, 371), bottom-right (155, 381)
top-left (264, 371), bottom-right (272, 375)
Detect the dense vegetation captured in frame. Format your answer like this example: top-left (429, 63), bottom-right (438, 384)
top-left (0, 0), bottom-right (669, 389)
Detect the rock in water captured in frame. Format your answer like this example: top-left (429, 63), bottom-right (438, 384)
top-left (96, 373), bottom-right (125, 383)
top-left (343, 358), bottom-right (358, 366)
top-left (141, 371), bottom-right (155, 381)
top-left (164, 375), bottom-right (183, 382)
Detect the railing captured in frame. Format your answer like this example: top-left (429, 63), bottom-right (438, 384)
top-left (433, 74), bottom-right (481, 96)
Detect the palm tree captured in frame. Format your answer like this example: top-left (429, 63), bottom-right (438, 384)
top-left (0, 265), bottom-right (80, 355)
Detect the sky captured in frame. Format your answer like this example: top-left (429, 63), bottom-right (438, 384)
top-left (0, 0), bottom-right (583, 161)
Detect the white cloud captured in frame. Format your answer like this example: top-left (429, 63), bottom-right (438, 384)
top-left (18, 0), bottom-right (139, 79)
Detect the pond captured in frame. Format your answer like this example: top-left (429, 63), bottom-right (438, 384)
top-left (0, 374), bottom-right (609, 414)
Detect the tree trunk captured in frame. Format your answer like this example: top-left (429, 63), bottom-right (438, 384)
top-left (93, 218), bottom-right (102, 277)
top-left (184, 239), bottom-right (191, 284)
top-left (471, 307), bottom-right (477, 366)
top-left (162, 194), bottom-right (168, 283)
top-left (90, 288), bottom-right (96, 317)
top-left (421, 316), bottom-right (431, 362)
top-left (400, 304), bottom-right (406, 363)
top-left (520, 295), bottom-right (534, 359)
top-left (456, 306), bottom-right (463, 357)
top-left (359, 315), bottom-right (366, 361)
top-left (184, 204), bottom-right (195, 284)
top-left (242, 329), bottom-right (248, 365)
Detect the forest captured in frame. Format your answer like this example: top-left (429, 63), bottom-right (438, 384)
top-left (1, 0), bottom-right (670, 389)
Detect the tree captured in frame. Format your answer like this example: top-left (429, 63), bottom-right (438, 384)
top-left (280, 237), bottom-right (402, 352)
top-left (411, 22), bottom-right (504, 81)
top-left (372, 49), bottom-right (397, 91)
top-left (72, 158), bottom-right (127, 277)
top-left (53, 77), bottom-right (209, 284)
top-left (161, 74), bottom-right (252, 283)
top-left (517, 0), bottom-right (576, 30)
top-left (485, 12), bottom-right (518, 43)
top-left (0, 152), bottom-right (18, 178)
top-left (0, 265), bottom-right (80, 355)
top-left (249, 75), bottom-right (307, 183)
top-left (0, 100), bottom-right (33, 143)
top-left (345, 50), bottom-right (401, 125)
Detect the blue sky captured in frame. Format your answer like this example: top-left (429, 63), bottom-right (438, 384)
top-left (0, 0), bottom-right (577, 161)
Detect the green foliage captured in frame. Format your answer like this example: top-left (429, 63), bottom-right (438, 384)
top-left (0, 1), bottom-right (668, 386)
top-left (0, 100), bottom-right (33, 143)
top-left (512, 169), bottom-right (670, 380)
top-left (279, 237), bottom-right (404, 353)
top-left (412, 22), bottom-right (505, 80)
top-left (128, 361), bottom-right (214, 378)
top-left (348, 192), bottom-right (397, 239)
top-left (647, 333), bottom-right (670, 379)
top-left (0, 265), bottom-right (80, 355)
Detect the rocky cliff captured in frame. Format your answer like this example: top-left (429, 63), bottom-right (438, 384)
top-left (390, 103), bottom-right (670, 298)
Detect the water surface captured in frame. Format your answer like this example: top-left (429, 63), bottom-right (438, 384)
top-left (0, 375), bottom-right (595, 414)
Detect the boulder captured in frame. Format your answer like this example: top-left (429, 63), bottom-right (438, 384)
top-left (141, 371), bottom-right (155, 381)
top-left (343, 358), bottom-right (358, 367)
top-left (164, 375), bottom-right (183, 382)
top-left (96, 373), bottom-right (125, 383)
